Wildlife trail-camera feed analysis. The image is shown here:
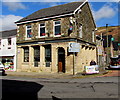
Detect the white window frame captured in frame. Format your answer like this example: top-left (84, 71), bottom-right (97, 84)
top-left (26, 25), bottom-right (32, 39)
top-left (79, 24), bottom-right (82, 38)
top-left (54, 21), bottom-right (61, 37)
top-left (38, 23), bottom-right (46, 38)
top-left (92, 30), bottom-right (95, 42)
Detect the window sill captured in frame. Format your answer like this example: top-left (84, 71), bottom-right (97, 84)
top-left (22, 62), bottom-right (29, 65)
top-left (36, 36), bottom-right (47, 38)
top-left (54, 35), bottom-right (61, 37)
top-left (25, 38), bottom-right (31, 40)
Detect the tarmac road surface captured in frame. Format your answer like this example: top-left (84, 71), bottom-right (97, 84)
top-left (1, 75), bottom-right (119, 100)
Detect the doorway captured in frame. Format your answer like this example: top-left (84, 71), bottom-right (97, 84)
top-left (58, 47), bottom-right (65, 73)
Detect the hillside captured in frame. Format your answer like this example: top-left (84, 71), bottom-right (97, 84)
top-left (96, 26), bottom-right (120, 42)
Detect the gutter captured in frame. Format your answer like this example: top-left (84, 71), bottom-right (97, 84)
top-left (15, 1), bottom-right (87, 25)
top-left (15, 13), bottom-right (73, 25)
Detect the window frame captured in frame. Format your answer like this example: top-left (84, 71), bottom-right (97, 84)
top-left (45, 45), bottom-right (51, 63)
top-left (79, 24), bottom-right (82, 38)
top-left (34, 46), bottom-right (40, 62)
top-left (26, 25), bottom-right (32, 38)
top-left (0, 39), bottom-right (1, 45)
top-left (54, 20), bottom-right (61, 37)
top-left (23, 47), bottom-right (29, 62)
top-left (39, 23), bottom-right (46, 38)
top-left (92, 30), bottom-right (95, 42)
top-left (8, 38), bottom-right (11, 45)
top-left (0, 39), bottom-right (1, 50)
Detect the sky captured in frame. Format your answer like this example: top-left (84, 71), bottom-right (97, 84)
top-left (0, 0), bottom-right (119, 31)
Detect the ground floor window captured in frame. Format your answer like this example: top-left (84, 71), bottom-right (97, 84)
top-left (34, 46), bottom-right (40, 67)
top-left (23, 47), bottom-right (29, 62)
top-left (34, 46), bottom-right (40, 62)
top-left (44, 45), bottom-right (51, 67)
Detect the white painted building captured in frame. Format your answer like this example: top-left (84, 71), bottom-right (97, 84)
top-left (0, 29), bottom-right (17, 71)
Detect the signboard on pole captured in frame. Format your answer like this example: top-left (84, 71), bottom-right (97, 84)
top-left (68, 43), bottom-right (80, 52)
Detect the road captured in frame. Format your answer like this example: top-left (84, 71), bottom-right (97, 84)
top-left (1, 74), bottom-right (119, 100)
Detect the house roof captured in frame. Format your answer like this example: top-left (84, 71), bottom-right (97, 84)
top-left (0, 29), bottom-right (17, 38)
top-left (16, 1), bottom-right (84, 23)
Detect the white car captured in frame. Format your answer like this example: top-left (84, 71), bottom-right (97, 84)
top-left (109, 65), bottom-right (120, 69)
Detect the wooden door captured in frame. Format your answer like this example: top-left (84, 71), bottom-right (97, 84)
top-left (58, 62), bottom-right (63, 72)
top-left (58, 47), bottom-right (65, 73)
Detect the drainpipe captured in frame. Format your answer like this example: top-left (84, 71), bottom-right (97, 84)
top-left (106, 24), bottom-right (109, 65)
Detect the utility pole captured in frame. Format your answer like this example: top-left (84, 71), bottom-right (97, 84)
top-left (106, 24), bottom-right (109, 65)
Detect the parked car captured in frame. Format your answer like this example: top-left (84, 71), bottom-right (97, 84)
top-left (0, 62), bottom-right (6, 75)
top-left (109, 56), bottom-right (120, 69)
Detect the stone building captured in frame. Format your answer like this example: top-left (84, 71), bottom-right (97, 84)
top-left (15, 1), bottom-right (97, 74)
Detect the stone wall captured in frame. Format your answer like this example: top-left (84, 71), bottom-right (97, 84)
top-left (17, 17), bottom-right (71, 43)
top-left (74, 2), bottom-right (96, 43)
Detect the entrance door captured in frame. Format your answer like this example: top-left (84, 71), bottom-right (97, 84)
top-left (58, 47), bottom-right (65, 73)
top-left (34, 46), bottom-right (40, 67)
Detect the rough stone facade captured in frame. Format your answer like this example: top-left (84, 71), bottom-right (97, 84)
top-left (16, 2), bottom-right (97, 74)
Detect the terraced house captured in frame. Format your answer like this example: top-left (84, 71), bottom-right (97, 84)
top-left (15, 0), bottom-right (97, 74)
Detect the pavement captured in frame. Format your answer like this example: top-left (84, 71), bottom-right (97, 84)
top-left (4, 69), bottom-right (119, 79)
top-left (4, 71), bottom-right (73, 79)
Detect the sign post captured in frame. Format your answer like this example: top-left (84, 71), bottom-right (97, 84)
top-left (68, 43), bottom-right (80, 75)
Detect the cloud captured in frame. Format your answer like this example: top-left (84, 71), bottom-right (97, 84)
top-left (92, 4), bottom-right (116, 21)
top-left (0, 15), bottom-right (23, 31)
top-left (2, 0), bottom-right (26, 11)
top-left (3, 2), bottom-right (26, 11)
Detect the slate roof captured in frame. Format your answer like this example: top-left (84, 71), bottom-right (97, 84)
top-left (0, 29), bottom-right (17, 38)
top-left (16, 2), bottom-right (84, 23)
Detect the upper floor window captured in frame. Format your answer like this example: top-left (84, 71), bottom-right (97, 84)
top-left (39, 23), bottom-right (46, 37)
top-left (0, 39), bottom-right (1, 45)
top-left (92, 31), bottom-right (95, 42)
top-left (0, 39), bottom-right (1, 49)
top-left (54, 21), bottom-right (61, 36)
top-left (79, 24), bottom-right (82, 38)
top-left (26, 25), bottom-right (32, 38)
top-left (8, 38), bottom-right (11, 45)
